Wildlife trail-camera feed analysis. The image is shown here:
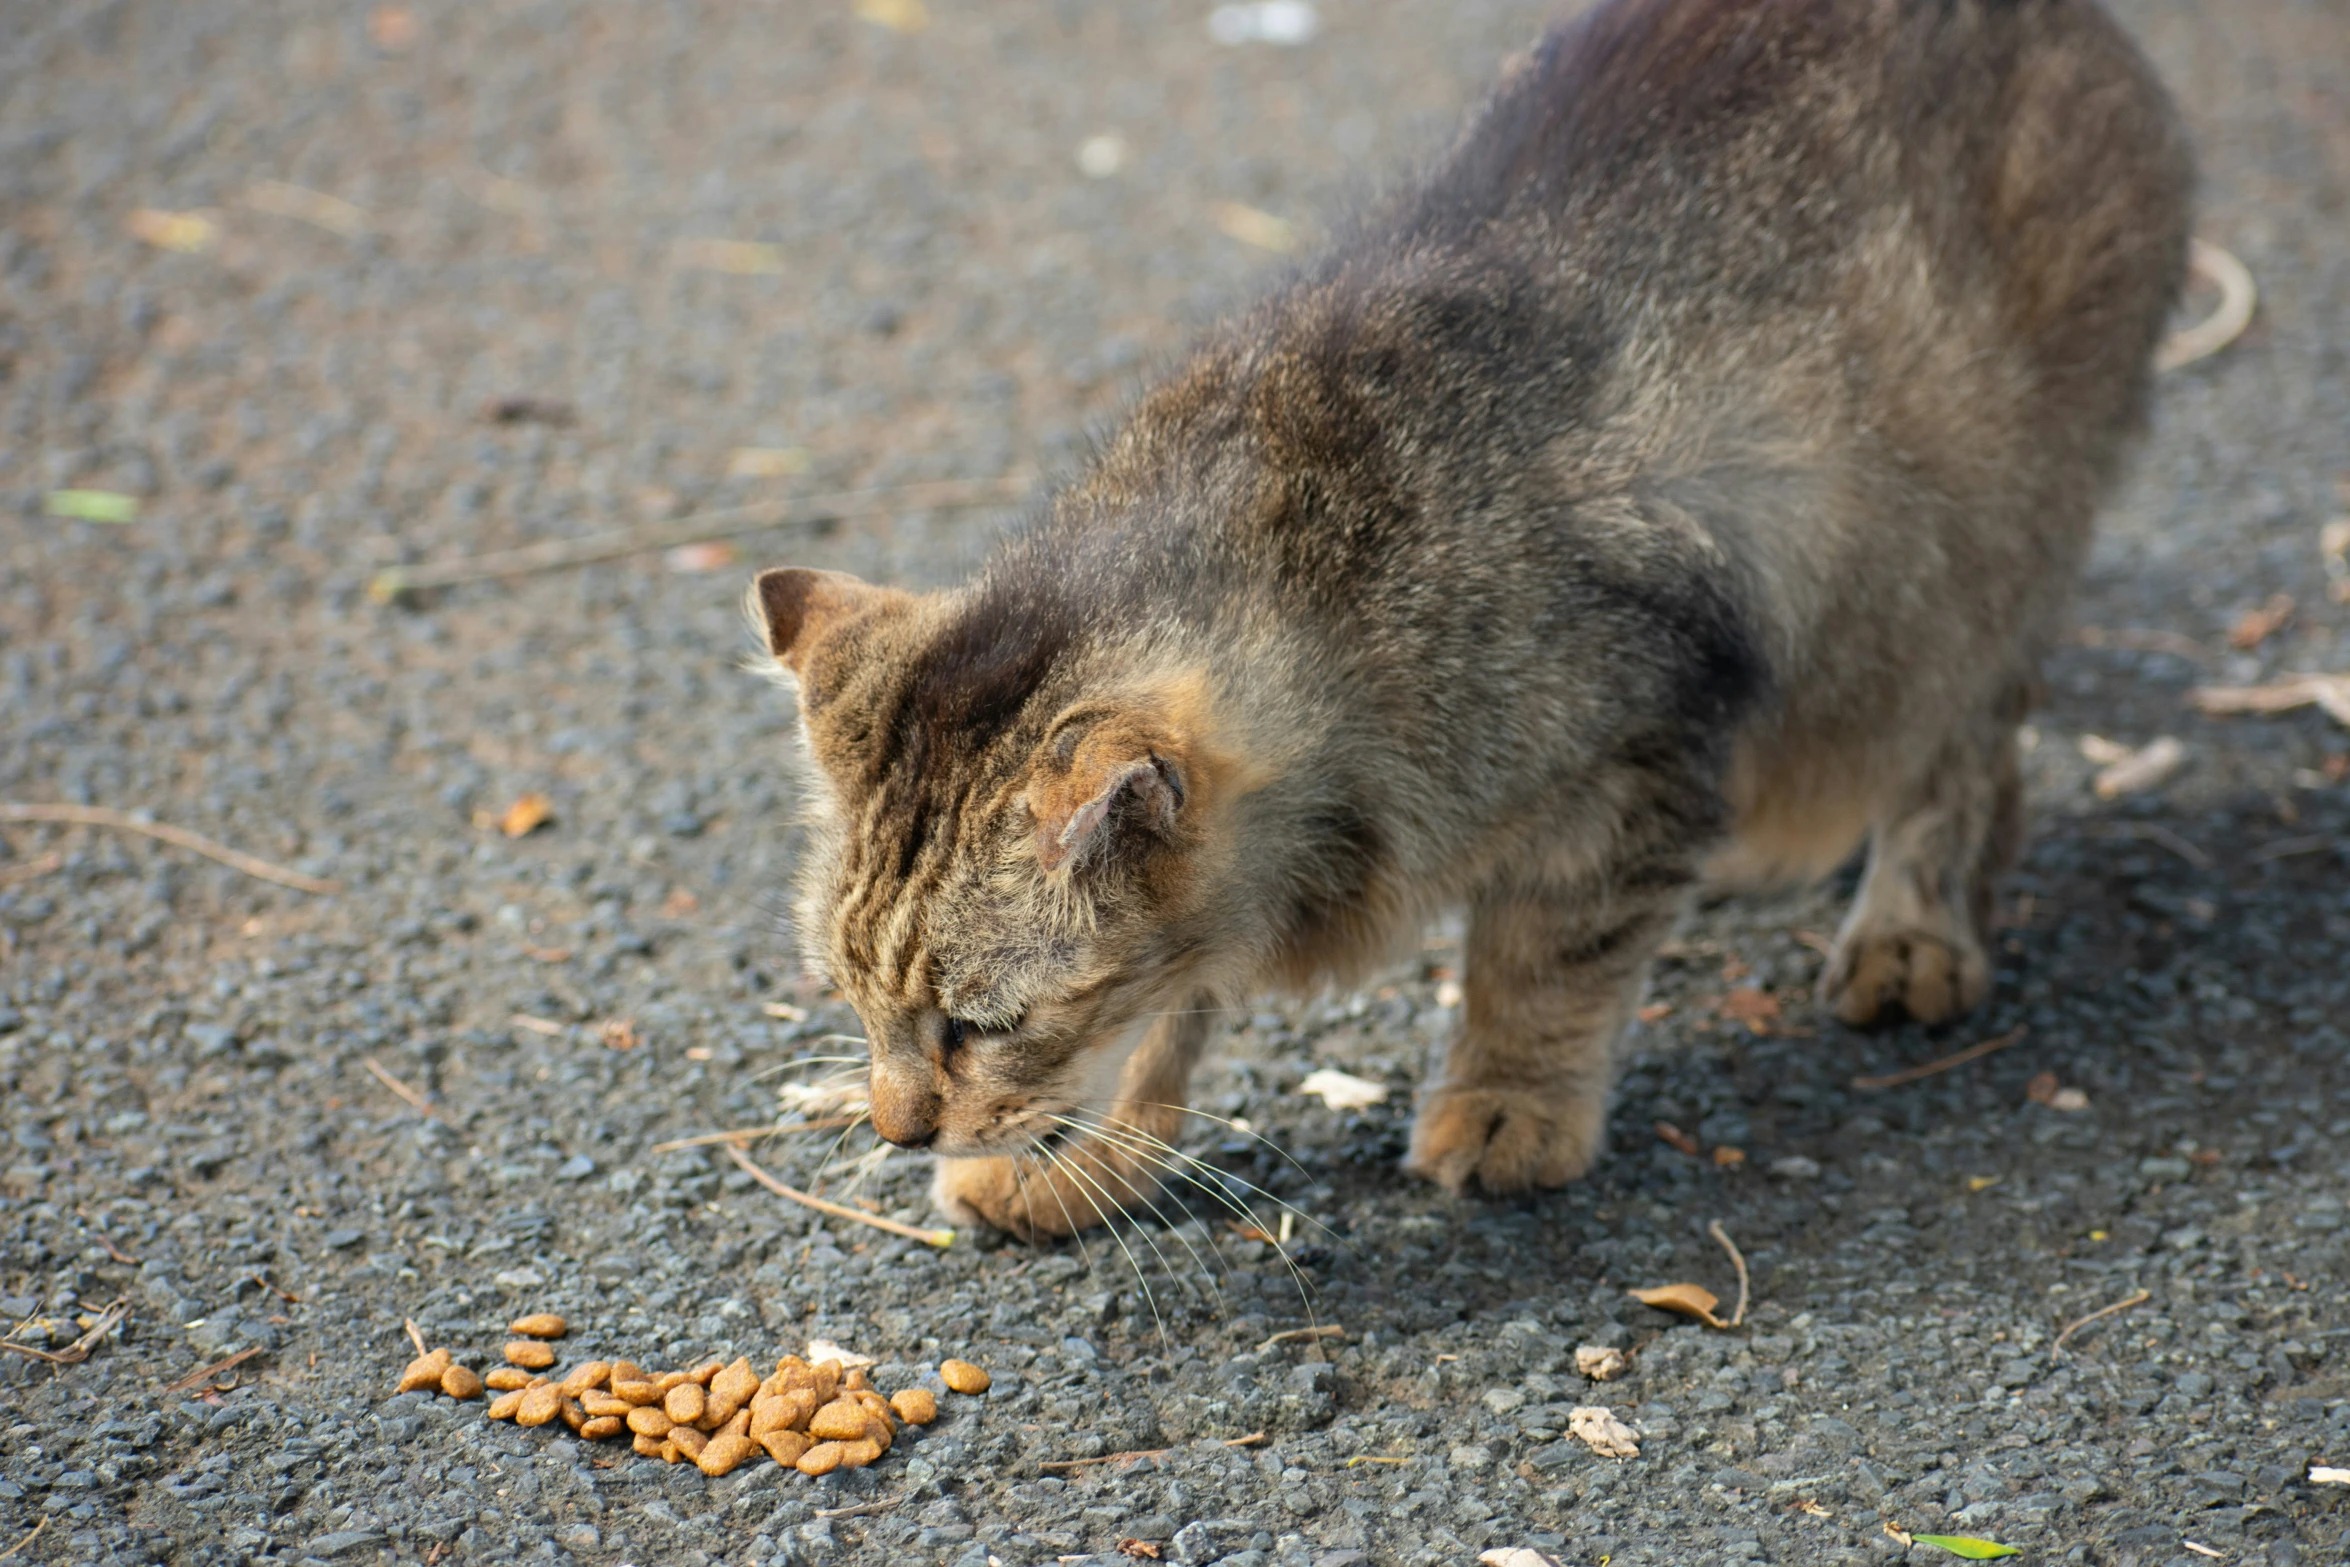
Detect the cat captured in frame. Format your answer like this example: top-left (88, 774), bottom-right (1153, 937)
top-left (749, 0), bottom-right (2192, 1237)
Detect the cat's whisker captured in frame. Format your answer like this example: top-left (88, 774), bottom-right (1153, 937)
top-left (1042, 1116), bottom-right (1228, 1315)
top-left (1059, 1112), bottom-right (1325, 1326)
top-left (1032, 1140), bottom-right (1177, 1353)
top-left (1089, 1106), bottom-right (1342, 1248)
top-left (1128, 1100), bottom-right (1333, 1201)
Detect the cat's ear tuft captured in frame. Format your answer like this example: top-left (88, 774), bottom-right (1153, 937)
top-left (1027, 732), bottom-right (1188, 875)
top-left (750, 567), bottom-right (906, 672)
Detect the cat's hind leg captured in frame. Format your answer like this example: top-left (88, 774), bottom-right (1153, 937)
top-left (1408, 858), bottom-right (1689, 1193)
top-left (1822, 700), bottom-right (2026, 1027)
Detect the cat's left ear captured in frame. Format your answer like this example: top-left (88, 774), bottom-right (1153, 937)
top-left (750, 567), bottom-right (911, 673)
top-left (1027, 720), bottom-right (1192, 875)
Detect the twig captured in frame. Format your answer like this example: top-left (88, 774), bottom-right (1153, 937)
top-left (2157, 239), bottom-right (2257, 373)
top-left (245, 1273), bottom-right (300, 1305)
top-left (1258, 1325), bottom-right (1345, 1352)
top-left (647, 1119), bottom-right (861, 1154)
top-left (723, 1143), bottom-right (954, 1248)
top-left (1852, 1026), bottom-right (2028, 1091)
top-left (2073, 626), bottom-right (2212, 662)
top-left (813, 1497), bottom-right (904, 1521)
top-left (404, 1319), bottom-right (429, 1357)
top-left (1039, 1431), bottom-right (1268, 1472)
top-left (160, 1343), bottom-right (264, 1395)
top-left (1708, 1222), bottom-right (1751, 1329)
top-left (0, 802), bottom-right (340, 894)
top-left (367, 475), bottom-right (1029, 601)
top-left (0, 1298), bottom-right (129, 1365)
top-left (509, 1013), bottom-right (568, 1036)
top-left (1344, 1454), bottom-right (1413, 1467)
top-left (2053, 1288), bottom-right (2152, 1353)
top-left (2250, 834), bottom-right (2335, 864)
top-left (361, 1056), bottom-right (438, 1118)
top-left (0, 1519), bottom-right (48, 1562)
top-left (2094, 821), bottom-right (2215, 871)
top-left (75, 1208), bottom-right (139, 1264)
top-left (0, 850), bottom-right (64, 887)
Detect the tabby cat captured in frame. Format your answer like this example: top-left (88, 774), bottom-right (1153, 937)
top-left (751, 0), bottom-right (2191, 1236)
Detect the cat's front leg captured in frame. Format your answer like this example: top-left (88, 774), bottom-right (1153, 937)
top-left (1408, 864), bottom-right (1686, 1193)
top-left (931, 1001), bottom-right (1213, 1239)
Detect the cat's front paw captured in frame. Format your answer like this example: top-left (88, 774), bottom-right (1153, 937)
top-left (1823, 921), bottom-right (1988, 1026)
top-left (1405, 1081), bottom-right (1605, 1194)
top-left (930, 1140), bottom-right (1163, 1240)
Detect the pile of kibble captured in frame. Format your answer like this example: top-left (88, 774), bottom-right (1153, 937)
top-left (395, 1313), bottom-right (991, 1478)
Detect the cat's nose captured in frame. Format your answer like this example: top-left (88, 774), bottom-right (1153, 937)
top-left (868, 1066), bottom-right (941, 1148)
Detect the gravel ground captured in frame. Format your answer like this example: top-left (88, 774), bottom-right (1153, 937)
top-left (3, 2), bottom-right (2348, 1565)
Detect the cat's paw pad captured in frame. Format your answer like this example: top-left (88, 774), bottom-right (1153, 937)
top-left (1405, 1083), bottom-right (1604, 1194)
top-left (930, 1144), bottom-right (1160, 1240)
top-left (1823, 923), bottom-right (1988, 1026)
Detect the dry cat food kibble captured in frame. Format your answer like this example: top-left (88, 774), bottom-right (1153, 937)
top-left (389, 1320), bottom-right (991, 1479)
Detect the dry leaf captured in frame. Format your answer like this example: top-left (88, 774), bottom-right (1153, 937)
top-left (598, 1018), bottom-right (639, 1051)
top-left (1566, 1406), bottom-right (1641, 1459)
top-left (1718, 988), bottom-right (1780, 1034)
top-left (1296, 1067), bottom-right (1386, 1110)
top-left (2191, 674), bottom-right (2350, 729)
top-left (804, 1337), bottom-right (875, 1369)
top-left (854, 0), bottom-right (929, 31)
top-left (1653, 1121), bottom-right (1702, 1158)
top-left (2229, 593), bottom-right (2295, 649)
top-left (1627, 1282), bottom-right (1730, 1329)
top-left (2092, 735), bottom-right (2185, 798)
top-left (1214, 202), bottom-right (1297, 254)
top-left (1573, 1345), bottom-right (1631, 1382)
top-left (126, 209), bottom-right (218, 253)
top-left (498, 793), bottom-right (553, 837)
top-left (663, 541), bottom-right (738, 573)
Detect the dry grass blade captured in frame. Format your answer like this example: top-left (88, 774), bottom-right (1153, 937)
top-left (2156, 239), bottom-right (2257, 372)
top-left (723, 1142), bottom-right (955, 1247)
top-left (404, 1318), bottom-right (428, 1357)
top-left (0, 850), bottom-right (64, 887)
top-left (647, 1119), bottom-right (862, 1154)
top-left (0, 1519), bottom-right (49, 1563)
top-left (1, 1298), bottom-right (129, 1364)
top-left (1258, 1324), bottom-right (1345, 1352)
top-left (361, 1056), bottom-right (438, 1118)
top-left (2190, 673), bottom-right (2350, 729)
top-left (367, 475), bottom-right (1028, 601)
top-left (1709, 1221), bottom-right (1751, 1329)
top-left (1039, 1431), bottom-right (1268, 1473)
top-left (2053, 1288), bottom-right (2152, 1353)
top-left (160, 1343), bottom-right (264, 1394)
top-left (0, 803), bottom-right (340, 894)
top-left (1851, 1026), bottom-right (2027, 1091)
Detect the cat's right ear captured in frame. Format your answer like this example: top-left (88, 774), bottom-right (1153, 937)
top-left (750, 568), bottom-right (908, 673)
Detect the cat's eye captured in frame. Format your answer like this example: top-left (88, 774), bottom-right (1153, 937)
top-left (944, 1016), bottom-right (971, 1052)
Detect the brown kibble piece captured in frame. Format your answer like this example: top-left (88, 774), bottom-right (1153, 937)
top-left (581, 1415), bottom-right (625, 1441)
top-left (651, 1369), bottom-right (693, 1395)
top-left (835, 1436), bottom-right (883, 1469)
top-left (796, 1440), bottom-right (845, 1476)
top-left (612, 1378), bottom-right (662, 1406)
top-left (485, 1366), bottom-right (535, 1392)
top-left (841, 1366), bottom-right (872, 1393)
top-left (632, 1431), bottom-right (665, 1458)
top-left (504, 1340), bottom-right (556, 1370)
top-left (664, 1381), bottom-right (707, 1425)
top-left (515, 1385), bottom-right (563, 1428)
top-left (441, 1364), bottom-right (485, 1400)
top-left (508, 1313), bottom-right (568, 1338)
top-left (625, 1406), bottom-right (673, 1438)
top-left (486, 1389), bottom-right (526, 1422)
top-left (853, 1389), bottom-right (895, 1424)
top-left (865, 1413), bottom-right (894, 1453)
top-left (559, 1360), bottom-right (613, 1398)
top-left (609, 1359), bottom-right (644, 1385)
top-left (713, 1356), bottom-right (761, 1408)
top-left (940, 1359), bottom-right (990, 1394)
top-left (809, 1398), bottom-right (872, 1442)
top-left (561, 1397), bottom-right (587, 1433)
top-left (701, 1392), bottom-right (741, 1431)
top-left (581, 1390), bottom-right (631, 1418)
top-left (669, 1424), bottom-right (707, 1461)
top-left (697, 1431), bottom-right (756, 1477)
top-left (688, 1360), bottom-right (723, 1386)
top-left (722, 1408), bottom-right (752, 1439)
top-left (398, 1347), bottom-right (452, 1394)
top-left (808, 1360), bottom-right (842, 1402)
top-left (759, 1429), bottom-right (812, 1467)
top-left (890, 1388), bottom-right (937, 1425)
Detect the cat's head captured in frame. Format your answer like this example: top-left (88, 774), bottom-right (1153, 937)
top-left (750, 566), bottom-right (1250, 1158)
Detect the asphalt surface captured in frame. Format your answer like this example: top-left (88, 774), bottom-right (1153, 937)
top-left (3, 2), bottom-right (2348, 1565)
